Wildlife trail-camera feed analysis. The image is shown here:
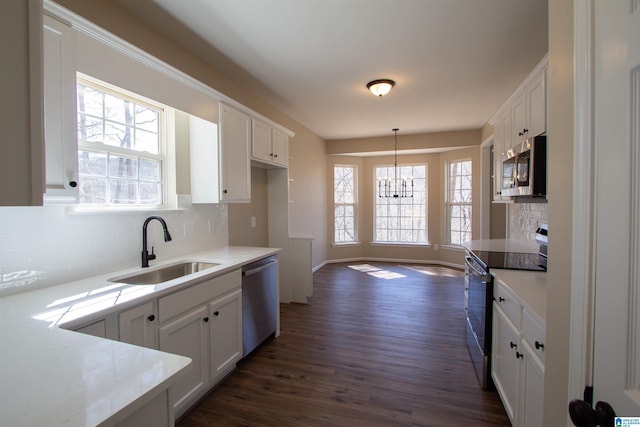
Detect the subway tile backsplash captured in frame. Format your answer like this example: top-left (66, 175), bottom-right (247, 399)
top-left (0, 199), bottom-right (228, 297)
top-left (508, 202), bottom-right (548, 241)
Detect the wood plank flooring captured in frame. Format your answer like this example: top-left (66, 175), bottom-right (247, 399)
top-left (177, 262), bottom-right (510, 426)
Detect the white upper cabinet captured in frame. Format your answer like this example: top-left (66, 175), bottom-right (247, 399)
top-left (251, 118), bottom-right (288, 168)
top-left (507, 59), bottom-right (548, 149)
top-left (0, 1), bottom-right (44, 206)
top-left (218, 103), bottom-right (251, 202)
top-left (43, 15), bottom-right (79, 203)
top-left (490, 54), bottom-right (547, 204)
top-left (251, 119), bottom-right (273, 163)
top-left (510, 91), bottom-right (527, 148)
top-left (190, 103), bottom-right (251, 204)
top-left (526, 69), bottom-right (547, 139)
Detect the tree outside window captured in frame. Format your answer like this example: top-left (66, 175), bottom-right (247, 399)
top-left (374, 164), bottom-right (427, 244)
top-left (76, 76), bottom-right (164, 206)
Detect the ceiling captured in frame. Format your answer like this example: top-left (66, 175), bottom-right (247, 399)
top-left (114, 0), bottom-right (548, 141)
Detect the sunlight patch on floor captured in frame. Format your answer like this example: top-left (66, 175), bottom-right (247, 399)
top-left (347, 264), bottom-right (407, 280)
top-left (403, 265), bottom-right (462, 278)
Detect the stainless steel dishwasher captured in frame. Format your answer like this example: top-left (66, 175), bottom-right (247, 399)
top-left (242, 255), bottom-right (278, 356)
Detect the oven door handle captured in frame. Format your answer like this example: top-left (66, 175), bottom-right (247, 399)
top-left (465, 256), bottom-right (487, 278)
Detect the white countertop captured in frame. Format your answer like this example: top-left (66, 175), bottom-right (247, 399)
top-left (491, 268), bottom-right (547, 323)
top-left (0, 245), bottom-right (280, 427)
top-left (463, 239), bottom-right (539, 254)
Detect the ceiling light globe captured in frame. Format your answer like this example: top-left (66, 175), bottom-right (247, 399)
top-left (367, 79), bottom-right (395, 97)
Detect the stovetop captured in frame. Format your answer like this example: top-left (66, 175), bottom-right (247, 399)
top-left (471, 250), bottom-right (546, 272)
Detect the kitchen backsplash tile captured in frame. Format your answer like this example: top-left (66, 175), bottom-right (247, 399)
top-left (508, 202), bottom-right (548, 241)
top-left (0, 200), bottom-right (228, 297)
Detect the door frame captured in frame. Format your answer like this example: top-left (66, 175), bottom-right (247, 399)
top-left (567, 0), bottom-right (595, 410)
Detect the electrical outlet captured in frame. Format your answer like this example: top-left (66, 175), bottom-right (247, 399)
top-left (434, 244), bottom-right (439, 251)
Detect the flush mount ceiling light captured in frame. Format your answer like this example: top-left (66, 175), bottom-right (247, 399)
top-left (366, 79), bottom-right (395, 97)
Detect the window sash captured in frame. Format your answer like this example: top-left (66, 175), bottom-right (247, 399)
top-left (334, 165), bottom-right (357, 243)
top-left (446, 160), bottom-right (472, 245)
top-left (374, 164), bottom-right (427, 244)
top-left (76, 76), bottom-right (166, 206)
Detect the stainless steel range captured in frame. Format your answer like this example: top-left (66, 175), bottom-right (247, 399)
top-left (463, 228), bottom-right (548, 389)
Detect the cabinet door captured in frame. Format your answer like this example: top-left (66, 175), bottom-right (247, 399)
top-left (527, 70), bottom-right (547, 138)
top-left (251, 119), bottom-right (272, 163)
top-left (492, 304), bottom-right (521, 424)
top-left (119, 301), bottom-right (157, 349)
top-left (209, 289), bottom-right (243, 382)
top-left (521, 342), bottom-right (545, 427)
top-left (219, 103), bottom-right (251, 202)
top-left (271, 128), bottom-right (289, 168)
top-left (158, 305), bottom-right (209, 414)
top-left (510, 91), bottom-right (528, 148)
top-left (189, 114), bottom-right (220, 204)
top-left (43, 15), bottom-right (78, 203)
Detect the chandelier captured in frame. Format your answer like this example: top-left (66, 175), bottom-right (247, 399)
top-left (378, 128), bottom-right (414, 198)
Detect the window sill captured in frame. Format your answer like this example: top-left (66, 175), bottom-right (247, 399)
top-left (440, 244), bottom-right (467, 251)
top-left (370, 242), bottom-right (431, 248)
top-left (332, 242), bottom-right (362, 248)
top-left (66, 205), bottom-right (188, 216)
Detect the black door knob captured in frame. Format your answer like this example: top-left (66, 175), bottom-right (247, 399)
top-left (569, 399), bottom-right (596, 427)
top-left (69, 180), bottom-right (78, 188)
top-left (203, 317), bottom-right (209, 323)
top-left (213, 311), bottom-right (219, 317)
top-left (569, 399), bottom-right (616, 427)
top-left (147, 314), bottom-right (155, 322)
top-left (594, 401), bottom-right (616, 427)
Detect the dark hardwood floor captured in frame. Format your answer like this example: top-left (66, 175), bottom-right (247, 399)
top-left (177, 262), bottom-right (509, 426)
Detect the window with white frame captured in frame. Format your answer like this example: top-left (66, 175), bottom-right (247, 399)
top-left (374, 164), bottom-right (427, 244)
top-left (446, 159), bottom-right (472, 245)
top-left (76, 76), bottom-right (165, 206)
top-left (334, 165), bottom-right (357, 243)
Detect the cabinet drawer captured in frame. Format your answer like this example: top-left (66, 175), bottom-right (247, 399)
top-left (159, 270), bottom-right (241, 323)
top-left (522, 308), bottom-right (545, 363)
top-left (494, 281), bottom-right (522, 328)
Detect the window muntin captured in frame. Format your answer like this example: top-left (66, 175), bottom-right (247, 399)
top-left (447, 160), bottom-right (472, 245)
top-left (374, 164), bottom-right (427, 244)
top-left (334, 165), bottom-right (357, 243)
top-left (76, 77), bottom-right (164, 206)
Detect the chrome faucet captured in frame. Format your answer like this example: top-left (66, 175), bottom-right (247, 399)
top-left (142, 216), bottom-right (172, 268)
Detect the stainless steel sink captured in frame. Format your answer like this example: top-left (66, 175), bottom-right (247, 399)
top-left (109, 261), bottom-right (219, 285)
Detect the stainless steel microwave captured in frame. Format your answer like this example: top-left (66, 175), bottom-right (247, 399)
top-left (501, 135), bottom-right (547, 197)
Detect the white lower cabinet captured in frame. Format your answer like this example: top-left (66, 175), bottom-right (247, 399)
top-left (156, 269), bottom-right (243, 417)
top-left (209, 289), bottom-right (243, 382)
top-left (521, 340), bottom-right (544, 427)
top-left (158, 305), bottom-right (210, 415)
top-left (119, 301), bottom-right (157, 349)
top-left (492, 281), bottom-right (545, 427)
top-left (492, 305), bottom-right (521, 423)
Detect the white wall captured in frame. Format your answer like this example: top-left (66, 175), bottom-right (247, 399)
top-left (0, 202), bottom-right (228, 297)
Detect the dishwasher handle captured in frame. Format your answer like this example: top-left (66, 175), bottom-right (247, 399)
top-left (243, 259), bottom-right (278, 277)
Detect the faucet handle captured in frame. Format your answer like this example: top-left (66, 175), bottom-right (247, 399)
top-left (148, 246), bottom-right (156, 261)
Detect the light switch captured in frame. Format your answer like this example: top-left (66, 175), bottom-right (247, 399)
top-left (251, 217), bottom-right (256, 228)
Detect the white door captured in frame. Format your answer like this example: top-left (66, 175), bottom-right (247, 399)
top-left (591, 0), bottom-right (640, 418)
